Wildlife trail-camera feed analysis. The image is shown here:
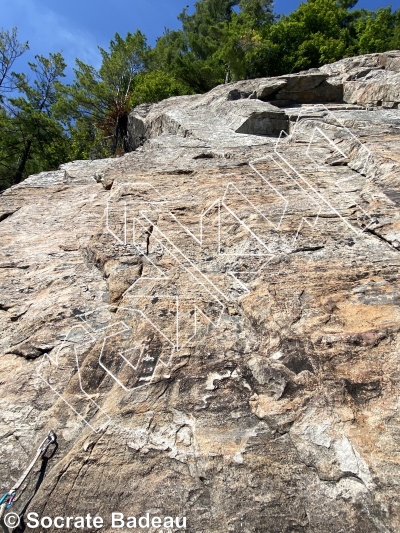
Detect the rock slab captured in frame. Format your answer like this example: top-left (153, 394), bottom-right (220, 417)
top-left (1, 52), bottom-right (400, 533)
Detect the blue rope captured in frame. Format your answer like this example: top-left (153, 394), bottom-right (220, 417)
top-left (6, 493), bottom-right (15, 509)
top-left (0, 491), bottom-right (16, 508)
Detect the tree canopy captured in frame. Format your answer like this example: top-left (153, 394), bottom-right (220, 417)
top-left (1, 0), bottom-right (400, 190)
top-left (0, 27), bottom-right (29, 98)
top-left (0, 52), bottom-right (67, 188)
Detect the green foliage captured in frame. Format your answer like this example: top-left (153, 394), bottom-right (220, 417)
top-left (262, 0), bottom-right (356, 73)
top-left (156, 1), bottom-right (238, 90)
top-left (391, 10), bottom-right (400, 49)
top-left (353, 8), bottom-right (396, 53)
top-left (0, 27), bottom-right (29, 97)
top-left (152, 0), bottom-right (275, 88)
top-left (63, 30), bottom-right (149, 156)
top-left (130, 70), bottom-right (193, 107)
top-left (0, 53), bottom-right (68, 189)
top-left (337, 0), bottom-right (358, 8)
top-left (152, 34), bottom-right (224, 91)
top-left (211, 2), bottom-right (274, 81)
top-left (238, 0), bottom-right (274, 28)
top-left (1, 0), bottom-right (400, 190)
top-left (13, 52), bottom-right (66, 113)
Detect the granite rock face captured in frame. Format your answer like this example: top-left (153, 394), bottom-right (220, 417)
top-left (1, 52), bottom-right (400, 533)
top-left (127, 50), bottom-right (400, 153)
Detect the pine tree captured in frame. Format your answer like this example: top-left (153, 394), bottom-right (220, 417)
top-left (0, 52), bottom-right (68, 186)
top-left (0, 27), bottom-right (29, 98)
top-left (63, 31), bottom-right (149, 155)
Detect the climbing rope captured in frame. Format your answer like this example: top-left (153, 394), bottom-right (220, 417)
top-left (0, 431), bottom-right (57, 526)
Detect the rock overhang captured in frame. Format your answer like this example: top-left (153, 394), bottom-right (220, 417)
top-left (127, 50), bottom-right (400, 153)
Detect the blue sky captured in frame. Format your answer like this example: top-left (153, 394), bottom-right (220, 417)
top-left (1, 0), bottom-right (399, 80)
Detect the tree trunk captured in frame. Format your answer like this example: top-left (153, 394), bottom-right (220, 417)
top-left (13, 139), bottom-right (32, 184)
top-left (113, 114), bottom-right (129, 154)
top-left (225, 66), bottom-right (231, 84)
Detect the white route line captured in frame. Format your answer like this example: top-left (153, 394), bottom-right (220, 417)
top-left (248, 159), bottom-right (289, 231)
top-left (273, 148), bottom-right (361, 235)
top-left (36, 323), bottom-right (112, 433)
top-left (275, 104), bottom-right (375, 231)
top-left (44, 104), bottom-right (382, 432)
top-left (138, 211), bottom-right (231, 305)
top-left (306, 126), bottom-right (347, 162)
top-left (249, 154), bottom-right (325, 246)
